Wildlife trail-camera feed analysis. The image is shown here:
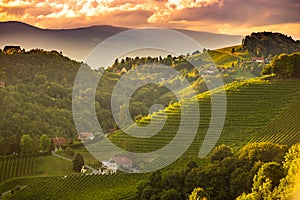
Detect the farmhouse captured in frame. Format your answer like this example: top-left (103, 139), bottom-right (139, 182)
top-left (78, 132), bottom-right (94, 141)
top-left (111, 156), bottom-right (133, 168)
top-left (100, 160), bottom-right (117, 174)
top-left (52, 137), bottom-right (66, 150)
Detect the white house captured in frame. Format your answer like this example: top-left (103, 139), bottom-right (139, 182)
top-left (78, 132), bottom-right (95, 141)
top-left (100, 160), bottom-right (117, 175)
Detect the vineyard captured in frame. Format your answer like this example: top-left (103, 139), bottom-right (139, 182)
top-left (2, 78), bottom-right (300, 199)
top-left (250, 89), bottom-right (300, 146)
top-left (109, 77), bottom-right (300, 160)
top-left (0, 156), bottom-right (36, 182)
top-left (7, 173), bottom-right (143, 200)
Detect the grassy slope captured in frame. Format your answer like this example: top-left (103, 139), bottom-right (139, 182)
top-left (34, 155), bottom-right (73, 176)
top-left (209, 45), bottom-right (255, 68)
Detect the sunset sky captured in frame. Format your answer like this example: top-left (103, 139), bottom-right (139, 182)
top-left (1, 0), bottom-right (299, 38)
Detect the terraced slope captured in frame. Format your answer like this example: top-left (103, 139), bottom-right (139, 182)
top-left (7, 173), bottom-right (142, 200)
top-left (250, 88), bottom-right (300, 146)
top-left (110, 78), bottom-right (300, 156)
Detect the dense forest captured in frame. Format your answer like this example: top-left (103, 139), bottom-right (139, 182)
top-left (0, 48), bottom-right (215, 154)
top-left (242, 32), bottom-right (300, 58)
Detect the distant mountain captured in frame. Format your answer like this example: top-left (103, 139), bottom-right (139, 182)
top-left (0, 21), bottom-right (243, 61)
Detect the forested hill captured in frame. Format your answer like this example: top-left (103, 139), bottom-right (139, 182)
top-left (242, 32), bottom-right (300, 58)
top-left (0, 50), bottom-right (80, 141)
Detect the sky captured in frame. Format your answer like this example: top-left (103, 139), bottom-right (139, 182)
top-left (0, 0), bottom-right (300, 39)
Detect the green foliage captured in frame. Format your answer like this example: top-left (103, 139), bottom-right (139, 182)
top-left (0, 50), bottom-right (79, 141)
top-left (210, 144), bottom-right (233, 162)
top-left (262, 53), bottom-right (300, 78)
top-left (137, 141), bottom-right (293, 200)
top-left (273, 143), bottom-right (300, 199)
top-left (189, 187), bottom-right (209, 200)
top-left (72, 153), bottom-right (84, 172)
top-left (238, 142), bottom-right (288, 163)
top-left (237, 143), bottom-right (300, 200)
top-left (243, 32), bottom-right (300, 58)
top-left (39, 134), bottom-right (50, 151)
top-left (20, 135), bottom-right (35, 156)
top-left (252, 162), bottom-right (285, 194)
top-left (160, 188), bottom-right (182, 200)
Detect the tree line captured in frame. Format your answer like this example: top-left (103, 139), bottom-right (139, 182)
top-left (136, 142), bottom-right (300, 200)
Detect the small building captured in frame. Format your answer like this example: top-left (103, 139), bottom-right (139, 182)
top-left (52, 137), bottom-right (66, 150)
top-left (100, 160), bottom-right (117, 174)
top-left (251, 57), bottom-right (264, 63)
top-left (3, 46), bottom-right (22, 53)
top-left (78, 132), bottom-right (94, 141)
top-left (0, 82), bottom-right (5, 87)
top-left (111, 156), bottom-right (133, 168)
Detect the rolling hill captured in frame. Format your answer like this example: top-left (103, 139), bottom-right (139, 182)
top-left (0, 21), bottom-right (243, 61)
top-left (2, 77), bottom-right (300, 199)
top-left (1, 32), bottom-right (300, 199)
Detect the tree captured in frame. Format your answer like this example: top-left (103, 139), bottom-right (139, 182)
top-left (39, 134), bottom-right (50, 151)
top-left (20, 134), bottom-right (35, 156)
top-left (238, 142), bottom-right (287, 163)
top-left (9, 142), bottom-right (21, 154)
top-left (272, 143), bottom-right (300, 199)
top-left (231, 48), bottom-right (235, 54)
top-left (211, 144), bottom-right (233, 162)
top-left (189, 187), bottom-right (210, 200)
top-left (160, 188), bottom-right (182, 200)
top-left (48, 138), bottom-right (55, 152)
top-left (262, 53), bottom-right (300, 78)
top-left (72, 153), bottom-right (84, 172)
top-left (253, 162), bottom-right (285, 192)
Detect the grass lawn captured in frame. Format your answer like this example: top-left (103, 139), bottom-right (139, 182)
top-left (73, 148), bottom-right (102, 167)
top-left (34, 155), bottom-right (73, 176)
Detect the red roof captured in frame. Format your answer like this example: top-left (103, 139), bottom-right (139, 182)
top-left (251, 57), bottom-right (264, 61)
top-left (111, 156), bottom-right (132, 165)
top-left (78, 132), bottom-right (94, 140)
top-left (52, 137), bottom-right (66, 146)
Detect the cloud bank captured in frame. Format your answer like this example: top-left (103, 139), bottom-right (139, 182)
top-left (0, 0), bottom-right (299, 38)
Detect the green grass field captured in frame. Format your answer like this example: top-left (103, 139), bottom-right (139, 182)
top-left (34, 155), bottom-right (73, 176)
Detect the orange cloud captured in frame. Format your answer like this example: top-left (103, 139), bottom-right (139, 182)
top-left (0, 0), bottom-right (299, 39)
